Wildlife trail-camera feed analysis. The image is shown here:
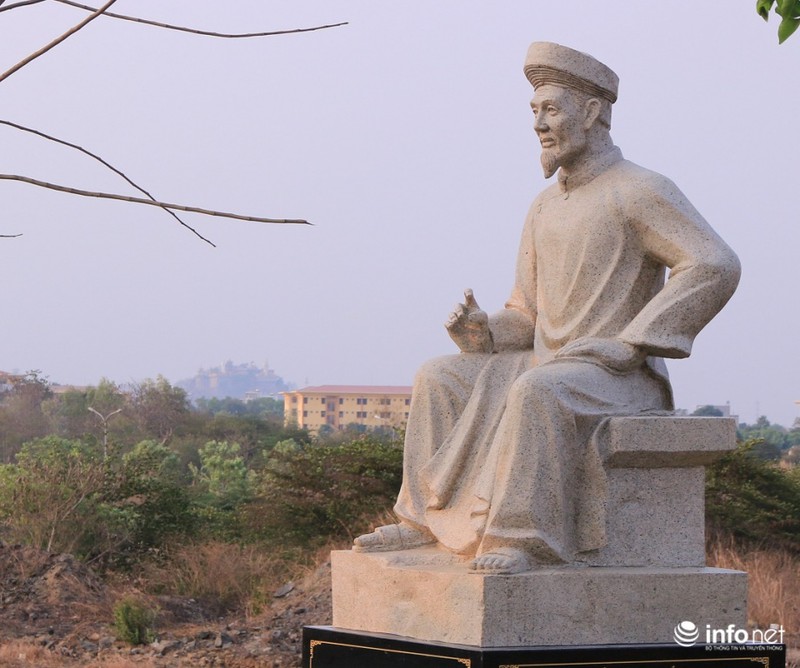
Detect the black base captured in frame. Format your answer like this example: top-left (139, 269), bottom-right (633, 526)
top-left (303, 626), bottom-right (786, 667)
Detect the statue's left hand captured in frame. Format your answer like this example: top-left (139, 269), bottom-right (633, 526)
top-left (554, 337), bottom-right (645, 373)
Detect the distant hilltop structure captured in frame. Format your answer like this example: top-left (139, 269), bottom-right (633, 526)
top-left (178, 360), bottom-right (293, 401)
top-left (282, 385), bottom-right (413, 434)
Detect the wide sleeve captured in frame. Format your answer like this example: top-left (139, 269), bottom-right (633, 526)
top-left (488, 202), bottom-right (538, 351)
top-left (618, 172), bottom-right (741, 358)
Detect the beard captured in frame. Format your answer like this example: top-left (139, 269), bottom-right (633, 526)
top-left (540, 148), bottom-right (560, 179)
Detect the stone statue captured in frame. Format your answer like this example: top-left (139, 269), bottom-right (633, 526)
top-left (354, 42), bottom-right (740, 574)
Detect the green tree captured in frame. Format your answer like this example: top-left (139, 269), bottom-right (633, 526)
top-left (0, 371), bottom-right (52, 460)
top-left (691, 405), bottom-right (724, 417)
top-left (113, 440), bottom-right (195, 553)
top-left (0, 437), bottom-right (109, 554)
top-left (706, 439), bottom-right (800, 551)
top-left (191, 440), bottom-right (254, 511)
top-left (757, 0), bottom-right (800, 43)
top-left (130, 376), bottom-right (191, 441)
top-left (737, 416), bottom-right (790, 460)
top-left (251, 436), bottom-right (404, 547)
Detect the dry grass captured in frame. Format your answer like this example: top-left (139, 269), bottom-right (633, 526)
top-left (708, 533), bottom-right (799, 666)
top-left (0, 641), bottom-right (159, 667)
top-left (0, 640), bottom-right (66, 667)
top-left (141, 541), bottom-right (292, 617)
top-left (708, 534), bottom-right (800, 629)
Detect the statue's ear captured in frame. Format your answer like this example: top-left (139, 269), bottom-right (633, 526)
top-left (584, 98), bottom-right (601, 129)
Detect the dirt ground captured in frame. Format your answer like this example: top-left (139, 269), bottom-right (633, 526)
top-left (0, 542), bottom-right (331, 667)
top-left (0, 542), bottom-right (796, 667)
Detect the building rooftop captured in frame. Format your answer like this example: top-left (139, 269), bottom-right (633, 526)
top-left (286, 385), bottom-right (412, 395)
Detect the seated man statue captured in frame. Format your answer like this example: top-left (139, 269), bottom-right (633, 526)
top-left (354, 42), bottom-right (740, 574)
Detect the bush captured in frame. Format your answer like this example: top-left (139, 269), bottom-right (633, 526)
top-left (0, 437), bottom-right (117, 555)
top-left (249, 435), bottom-right (403, 547)
top-left (112, 597), bottom-right (157, 645)
top-left (706, 439), bottom-right (800, 551)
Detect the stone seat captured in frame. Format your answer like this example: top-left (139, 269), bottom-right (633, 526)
top-left (586, 415), bottom-right (736, 567)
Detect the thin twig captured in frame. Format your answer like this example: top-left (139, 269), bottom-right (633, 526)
top-left (0, 119), bottom-right (215, 246)
top-left (0, 174), bottom-right (311, 225)
top-left (0, 0), bottom-right (118, 85)
top-left (0, 0), bottom-right (46, 13)
top-left (0, 234), bottom-right (23, 238)
top-left (53, 1), bottom-right (348, 38)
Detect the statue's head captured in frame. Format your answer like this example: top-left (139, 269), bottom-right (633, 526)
top-left (524, 42), bottom-right (618, 178)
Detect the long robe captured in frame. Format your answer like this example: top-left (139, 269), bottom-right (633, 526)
top-left (394, 146), bottom-right (740, 560)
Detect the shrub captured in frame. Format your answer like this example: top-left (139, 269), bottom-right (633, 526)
top-left (250, 435), bottom-right (403, 547)
top-left (706, 439), bottom-right (800, 552)
top-left (112, 597), bottom-right (157, 645)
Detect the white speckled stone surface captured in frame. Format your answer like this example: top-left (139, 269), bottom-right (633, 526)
top-left (580, 415), bottom-right (736, 567)
top-left (332, 548), bottom-right (747, 647)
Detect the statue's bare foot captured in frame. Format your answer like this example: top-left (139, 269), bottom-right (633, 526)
top-left (469, 547), bottom-right (529, 574)
top-left (353, 523), bottom-right (435, 553)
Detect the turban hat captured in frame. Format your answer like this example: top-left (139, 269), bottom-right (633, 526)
top-left (524, 42), bottom-right (618, 104)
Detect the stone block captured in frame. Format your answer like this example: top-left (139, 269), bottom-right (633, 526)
top-left (578, 416), bottom-right (735, 567)
top-left (602, 416), bottom-right (737, 468)
top-left (331, 549), bottom-right (747, 648)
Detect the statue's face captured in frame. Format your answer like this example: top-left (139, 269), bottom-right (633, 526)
top-left (530, 84), bottom-right (588, 178)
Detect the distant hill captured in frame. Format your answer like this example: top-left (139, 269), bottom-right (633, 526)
top-left (177, 361), bottom-right (293, 401)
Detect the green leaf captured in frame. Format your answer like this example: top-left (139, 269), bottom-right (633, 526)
top-left (777, 0), bottom-right (794, 14)
top-left (757, 0), bottom-right (775, 20)
top-left (778, 15), bottom-right (800, 41)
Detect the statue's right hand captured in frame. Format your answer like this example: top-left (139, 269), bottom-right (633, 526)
top-left (445, 289), bottom-right (493, 353)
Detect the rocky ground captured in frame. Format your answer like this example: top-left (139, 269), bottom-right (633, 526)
top-left (0, 542), bottom-right (331, 667)
top-left (0, 542), bottom-right (797, 667)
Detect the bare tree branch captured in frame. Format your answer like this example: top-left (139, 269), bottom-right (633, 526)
top-left (0, 174), bottom-right (311, 225)
top-left (0, 119), bottom-right (216, 246)
top-left (0, 234), bottom-right (23, 238)
top-left (52, 1), bottom-right (348, 38)
top-left (0, 0), bottom-right (118, 85)
top-left (0, 0), bottom-right (46, 13)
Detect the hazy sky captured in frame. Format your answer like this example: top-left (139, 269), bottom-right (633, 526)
top-left (2, 2), bottom-right (798, 426)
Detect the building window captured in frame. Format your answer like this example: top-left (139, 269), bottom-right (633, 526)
top-left (339, 398), bottom-right (344, 405)
top-left (303, 411), bottom-right (308, 417)
top-left (380, 412), bottom-right (390, 419)
top-left (339, 411), bottom-right (344, 418)
top-left (303, 397), bottom-right (308, 404)
top-left (321, 411), bottom-right (326, 418)
top-left (357, 398), bottom-right (367, 405)
top-left (356, 411), bottom-right (367, 419)
top-left (405, 398), bottom-right (411, 406)
top-left (291, 396), bottom-right (297, 403)
top-left (321, 397), bottom-right (326, 404)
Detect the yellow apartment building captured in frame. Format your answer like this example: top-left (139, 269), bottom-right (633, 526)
top-left (282, 385), bottom-right (413, 433)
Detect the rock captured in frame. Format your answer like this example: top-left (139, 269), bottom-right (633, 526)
top-left (273, 582), bottom-right (294, 598)
top-left (214, 631), bottom-right (234, 648)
